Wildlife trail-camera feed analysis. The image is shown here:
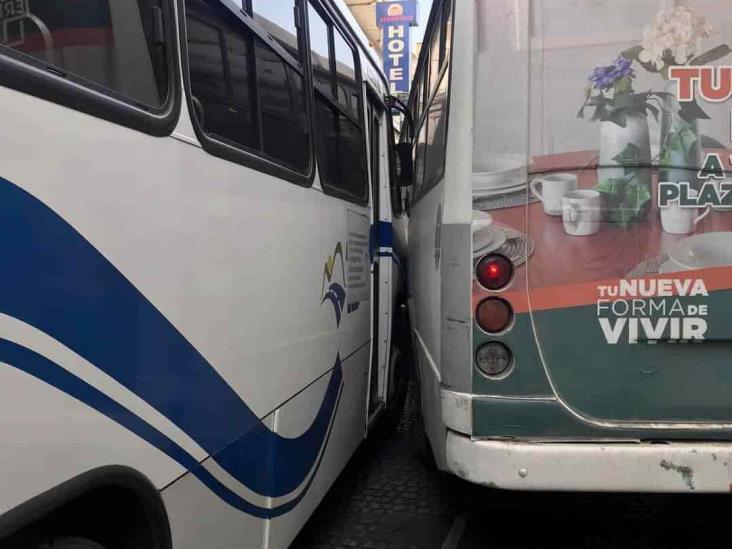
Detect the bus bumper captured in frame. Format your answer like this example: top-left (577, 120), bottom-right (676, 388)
top-left (445, 430), bottom-right (732, 493)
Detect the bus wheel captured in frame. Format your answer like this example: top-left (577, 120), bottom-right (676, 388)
top-left (35, 538), bottom-right (105, 549)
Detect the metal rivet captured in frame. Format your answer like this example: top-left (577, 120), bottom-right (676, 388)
top-left (519, 468), bottom-right (528, 478)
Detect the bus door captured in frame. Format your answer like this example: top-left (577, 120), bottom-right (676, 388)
top-left (367, 93), bottom-right (391, 419)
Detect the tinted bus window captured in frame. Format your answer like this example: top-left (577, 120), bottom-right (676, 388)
top-left (185, 0), bottom-right (310, 173)
top-left (308, 1), bottom-right (367, 203)
top-left (334, 29), bottom-right (357, 116)
top-left (428, 20), bottom-right (442, 95)
top-left (413, 119), bottom-right (427, 197)
top-left (256, 40), bottom-right (309, 170)
top-left (187, 1), bottom-right (258, 151)
top-left (0, 0), bottom-right (168, 108)
top-left (442, 0), bottom-right (453, 65)
top-left (308, 5), bottom-right (332, 94)
top-left (423, 71), bottom-right (449, 193)
top-left (252, 0), bottom-right (299, 57)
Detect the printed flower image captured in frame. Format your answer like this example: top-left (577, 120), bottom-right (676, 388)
top-left (589, 57), bottom-right (635, 91)
top-left (622, 6), bottom-right (730, 80)
top-left (638, 7), bottom-right (713, 71)
top-left (578, 55), bottom-right (659, 128)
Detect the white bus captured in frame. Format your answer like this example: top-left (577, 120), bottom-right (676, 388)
top-left (0, 1), bottom-right (408, 547)
top-left (404, 0), bottom-right (732, 493)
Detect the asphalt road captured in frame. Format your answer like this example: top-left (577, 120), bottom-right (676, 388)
top-left (292, 383), bottom-right (732, 549)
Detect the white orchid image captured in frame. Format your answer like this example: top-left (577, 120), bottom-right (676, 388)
top-left (638, 7), bottom-right (712, 69)
top-left (625, 6), bottom-right (729, 79)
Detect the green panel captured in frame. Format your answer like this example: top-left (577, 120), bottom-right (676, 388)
top-left (473, 398), bottom-right (732, 440)
top-left (473, 311), bottom-right (553, 397)
top-left (533, 289), bottom-right (732, 423)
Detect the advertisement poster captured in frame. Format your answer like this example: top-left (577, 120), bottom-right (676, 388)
top-left (472, 1), bottom-right (732, 423)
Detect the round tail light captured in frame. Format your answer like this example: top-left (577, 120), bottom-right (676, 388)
top-left (475, 342), bottom-right (513, 378)
top-left (476, 254), bottom-right (513, 291)
top-left (476, 297), bottom-right (514, 334)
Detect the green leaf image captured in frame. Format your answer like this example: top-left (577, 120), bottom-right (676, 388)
top-left (700, 135), bottom-right (728, 150)
top-left (690, 44), bottom-right (732, 66)
top-left (679, 99), bottom-right (711, 123)
top-left (612, 143), bottom-right (640, 167)
top-left (596, 177), bottom-right (629, 196)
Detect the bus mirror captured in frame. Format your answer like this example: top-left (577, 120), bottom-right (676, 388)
top-left (394, 143), bottom-right (413, 187)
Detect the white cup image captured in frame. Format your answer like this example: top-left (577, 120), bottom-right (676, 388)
top-left (562, 189), bottom-right (602, 236)
top-left (660, 189), bottom-right (710, 235)
top-left (530, 173), bottom-right (578, 216)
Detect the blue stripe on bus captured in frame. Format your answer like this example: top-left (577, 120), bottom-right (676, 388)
top-left (377, 221), bottom-right (394, 248)
top-left (0, 337), bottom-right (342, 518)
top-left (0, 177), bottom-right (338, 501)
top-left (370, 221), bottom-right (394, 263)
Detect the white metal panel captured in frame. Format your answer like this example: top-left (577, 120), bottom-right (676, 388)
top-left (446, 431), bottom-right (732, 493)
top-left (440, 388), bottom-right (472, 435)
top-left (408, 188), bottom-right (444, 378)
top-left (267, 343), bottom-right (370, 549)
top-left (0, 85), bottom-right (359, 419)
top-left (163, 463), bottom-right (267, 549)
top-left (0, 365), bottom-right (182, 516)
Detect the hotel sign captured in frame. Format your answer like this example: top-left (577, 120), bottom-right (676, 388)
top-left (376, 1), bottom-right (418, 94)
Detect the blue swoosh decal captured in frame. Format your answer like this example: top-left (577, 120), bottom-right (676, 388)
top-left (0, 177), bottom-right (339, 501)
top-left (0, 338), bottom-right (341, 518)
top-left (321, 282), bottom-right (346, 327)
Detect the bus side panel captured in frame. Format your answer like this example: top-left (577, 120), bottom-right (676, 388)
top-left (161, 421), bottom-right (274, 549)
top-left (266, 341), bottom-right (371, 549)
top-left (408, 188), bottom-right (448, 468)
top-left (0, 360), bottom-right (184, 517)
top-left (0, 79), bottom-right (368, 543)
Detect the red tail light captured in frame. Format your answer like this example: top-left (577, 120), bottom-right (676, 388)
top-left (476, 254), bottom-right (513, 291)
top-left (476, 297), bottom-right (514, 334)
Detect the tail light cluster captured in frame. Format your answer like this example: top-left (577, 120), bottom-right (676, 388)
top-left (476, 254), bottom-right (513, 291)
top-left (475, 254), bottom-right (515, 378)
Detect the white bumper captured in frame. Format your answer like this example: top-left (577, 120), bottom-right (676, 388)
top-left (445, 431), bottom-right (732, 493)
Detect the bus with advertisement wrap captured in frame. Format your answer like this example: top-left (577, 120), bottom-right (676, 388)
top-left (0, 0), bottom-right (409, 547)
top-left (401, 0), bottom-right (732, 492)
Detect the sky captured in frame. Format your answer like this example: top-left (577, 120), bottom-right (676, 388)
top-left (413, 0), bottom-right (434, 45)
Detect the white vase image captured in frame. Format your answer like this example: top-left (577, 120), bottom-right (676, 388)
top-left (659, 80), bottom-right (703, 188)
top-left (598, 113), bottom-right (652, 186)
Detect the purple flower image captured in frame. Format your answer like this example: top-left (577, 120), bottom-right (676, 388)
top-left (589, 57), bottom-right (635, 90)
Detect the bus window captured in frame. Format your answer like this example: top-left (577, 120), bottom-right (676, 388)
top-left (307, 4), bottom-right (332, 96)
top-left (334, 29), bottom-right (358, 117)
top-left (0, 0), bottom-right (168, 108)
top-left (185, 0), bottom-right (310, 173)
top-left (186, 0), bottom-right (258, 151)
top-left (415, 74), bottom-right (425, 127)
top-left (442, 0), bottom-right (453, 65)
top-left (413, 117), bottom-right (428, 199)
top-left (428, 15), bottom-right (442, 95)
top-left (251, 0), bottom-right (299, 59)
top-left (255, 41), bottom-right (310, 171)
top-left (307, 1), bottom-right (367, 203)
top-left (423, 71), bottom-right (449, 194)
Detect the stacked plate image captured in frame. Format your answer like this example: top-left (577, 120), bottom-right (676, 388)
top-left (472, 153), bottom-right (529, 198)
top-left (472, 211), bottom-right (506, 258)
top-left (660, 232), bottom-right (732, 273)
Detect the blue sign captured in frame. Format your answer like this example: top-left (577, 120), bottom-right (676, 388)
top-left (383, 23), bottom-right (410, 93)
top-left (376, 1), bottom-right (418, 28)
top-left (377, 1), bottom-right (418, 94)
